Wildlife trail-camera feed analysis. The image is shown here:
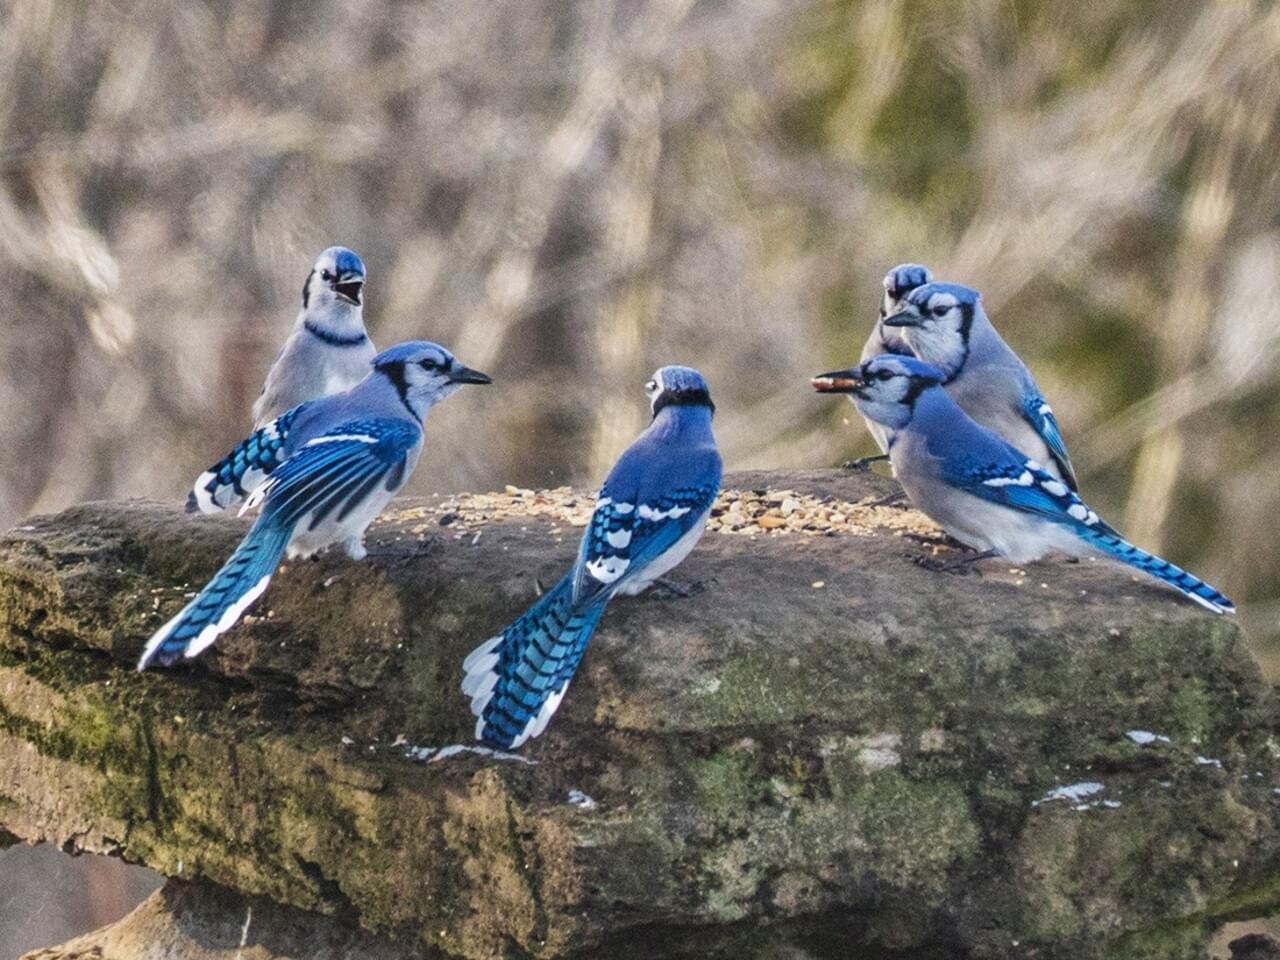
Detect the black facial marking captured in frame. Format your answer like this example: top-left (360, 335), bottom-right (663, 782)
top-left (901, 374), bottom-right (938, 408)
top-left (301, 271), bottom-right (313, 309)
top-left (652, 386), bottom-right (715, 418)
top-left (378, 360), bottom-right (421, 423)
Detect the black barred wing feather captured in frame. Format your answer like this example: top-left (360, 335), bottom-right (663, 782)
top-left (1020, 392), bottom-right (1078, 492)
top-left (188, 403), bottom-right (308, 513)
top-left (942, 454), bottom-right (1112, 532)
top-left (572, 483), bottom-right (717, 603)
top-left (248, 418), bottom-right (420, 531)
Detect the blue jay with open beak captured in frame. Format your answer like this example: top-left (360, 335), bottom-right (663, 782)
top-left (188, 247), bottom-right (377, 514)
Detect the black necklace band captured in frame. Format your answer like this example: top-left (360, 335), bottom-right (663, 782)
top-left (304, 320), bottom-right (368, 348)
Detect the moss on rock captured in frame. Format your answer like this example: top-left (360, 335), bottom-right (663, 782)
top-left (1, 472), bottom-right (1278, 958)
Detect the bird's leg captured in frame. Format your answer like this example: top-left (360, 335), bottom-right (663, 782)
top-left (343, 536), bottom-right (368, 561)
top-left (913, 549), bottom-right (998, 575)
top-left (843, 454), bottom-right (890, 470)
top-left (650, 577), bottom-right (706, 599)
top-left (865, 490), bottom-right (909, 508)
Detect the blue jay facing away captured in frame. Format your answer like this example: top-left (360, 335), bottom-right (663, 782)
top-left (812, 355), bottom-right (1234, 614)
top-left (882, 282), bottom-right (1079, 491)
top-left (462, 366), bottom-right (723, 749)
top-left (138, 342), bottom-right (492, 670)
top-left (188, 246), bottom-right (375, 514)
top-left (855, 263), bottom-right (934, 459)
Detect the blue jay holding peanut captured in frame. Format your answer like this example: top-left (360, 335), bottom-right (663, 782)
top-left (139, 342), bottom-right (491, 670)
top-left (880, 282), bottom-right (1078, 490)
top-left (462, 366), bottom-right (722, 749)
top-left (189, 247), bottom-right (375, 514)
top-left (813, 355), bottom-right (1233, 613)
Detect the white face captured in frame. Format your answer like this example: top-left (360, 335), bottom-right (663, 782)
top-left (305, 252), bottom-right (364, 311)
top-left (846, 358), bottom-right (932, 430)
top-left (900, 292), bottom-right (968, 367)
top-left (644, 370), bottom-right (664, 411)
top-left (402, 347), bottom-right (462, 404)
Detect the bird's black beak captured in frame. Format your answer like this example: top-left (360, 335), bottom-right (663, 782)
top-left (449, 364), bottom-right (493, 385)
top-left (811, 369), bottom-right (865, 396)
top-left (881, 309), bottom-right (921, 328)
top-left (332, 275), bottom-right (364, 306)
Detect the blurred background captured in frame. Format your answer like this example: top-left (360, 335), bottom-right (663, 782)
top-left (2, 0), bottom-right (1279, 954)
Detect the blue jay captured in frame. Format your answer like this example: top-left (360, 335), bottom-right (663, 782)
top-left (139, 342), bottom-right (491, 670)
top-left (857, 263), bottom-right (934, 456)
top-left (253, 246), bottom-right (376, 429)
top-left (188, 247), bottom-right (375, 514)
top-left (813, 355), bottom-right (1233, 614)
top-left (882, 282), bottom-right (1079, 491)
top-left (462, 366), bottom-right (723, 749)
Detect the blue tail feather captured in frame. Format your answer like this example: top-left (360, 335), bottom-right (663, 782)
top-left (1076, 525), bottom-right (1234, 614)
top-left (138, 522), bottom-right (292, 670)
top-left (462, 574), bottom-right (607, 749)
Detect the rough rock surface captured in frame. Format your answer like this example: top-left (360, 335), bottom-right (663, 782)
top-left (2, 470), bottom-right (1278, 960)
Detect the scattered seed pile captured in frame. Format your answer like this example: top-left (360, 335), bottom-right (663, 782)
top-left (383, 486), bottom-right (940, 541)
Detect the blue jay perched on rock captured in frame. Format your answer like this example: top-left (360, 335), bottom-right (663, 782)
top-left (462, 366), bottom-right (723, 749)
top-left (139, 342), bottom-right (491, 670)
top-left (882, 282), bottom-right (1079, 491)
top-left (857, 263), bottom-right (934, 456)
top-left (188, 246), bottom-right (375, 514)
top-left (254, 246), bottom-right (376, 428)
top-left (813, 355), bottom-right (1233, 613)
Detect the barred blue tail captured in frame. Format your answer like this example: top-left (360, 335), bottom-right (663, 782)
top-left (187, 406), bottom-right (303, 513)
top-left (1076, 525), bottom-right (1234, 614)
top-left (137, 522), bottom-right (292, 670)
top-left (462, 574), bottom-right (608, 749)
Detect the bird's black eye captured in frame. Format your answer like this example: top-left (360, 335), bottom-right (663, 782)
top-left (932, 305), bottom-right (949, 317)
top-left (320, 269), bottom-right (335, 282)
top-left (645, 380), bottom-right (658, 392)
top-left (875, 369), bottom-right (893, 381)
top-left (420, 358), bottom-right (438, 370)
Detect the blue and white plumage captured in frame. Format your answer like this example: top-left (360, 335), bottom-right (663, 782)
top-left (139, 341), bottom-right (491, 670)
top-left (858, 263), bottom-right (934, 453)
top-left (883, 282), bottom-right (1079, 491)
top-left (252, 246), bottom-right (376, 429)
top-left (188, 247), bottom-right (374, 514)
top-left (462, 366), bottom-right (723, 749)
top-left (813, 355), bottom-right (1233, 614)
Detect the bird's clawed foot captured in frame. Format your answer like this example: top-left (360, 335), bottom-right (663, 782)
top-left (864, 490), bottom-right (908, 509)
top-left (651, 577), bottom-right (707, 599)
top-left (912, 549), bottom-right (997, 576)
top-left (842, 454), bottom-right (890, 471)
top-left (344, 536), bottom-right (368, 561)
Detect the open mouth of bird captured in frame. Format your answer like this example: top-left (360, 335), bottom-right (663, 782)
top-left (811, 373), bottom-right (865, 397)
top-left (333, 280), bottom-right (363, 305)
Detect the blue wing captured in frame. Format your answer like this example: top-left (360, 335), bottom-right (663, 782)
top-left (572, 481), bottom-right (718, 605)
top-left (250, 418), bottom-right (420, 531)
top-left (188, 403), bottom-right (309, 513)
top-left (1021, 392), bottom-right (1078, 492)
top-left (940, 453), bottom-right (1116, 537)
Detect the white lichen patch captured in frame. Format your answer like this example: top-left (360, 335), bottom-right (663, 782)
top-left (1126, 730), bottom-right (1172, 746)
top-left (567, 789), bottom-right (598, 810)
top-left (1033, 781), bottom-right (1112, 810)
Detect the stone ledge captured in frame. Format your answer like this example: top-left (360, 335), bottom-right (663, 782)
top-left (0, 470), bottom-right (1276, 959)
